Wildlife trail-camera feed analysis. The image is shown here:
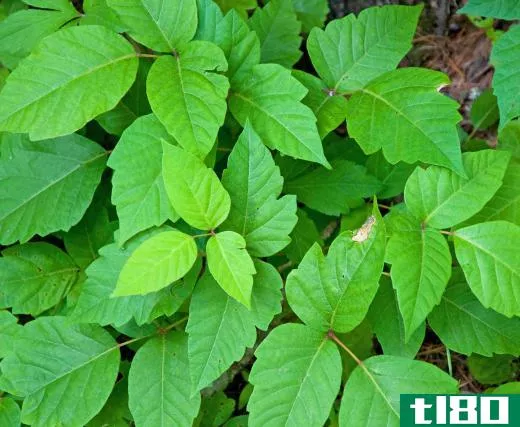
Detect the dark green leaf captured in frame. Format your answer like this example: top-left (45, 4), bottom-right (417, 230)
top-left (429, 268), bottom-right (520, 356)
top-left (0, 133), bottom-right (106, 245)
top-left (0, 317), bottom-right (120, 426)
top-left (0, 243), bottom-right (78, 316)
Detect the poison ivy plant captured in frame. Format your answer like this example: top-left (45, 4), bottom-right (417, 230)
top-left (1, 1), bottom-right (519, 425)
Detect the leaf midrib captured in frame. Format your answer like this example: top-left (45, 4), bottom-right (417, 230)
top-left (160, 335), bottom-right (166, 427)
top-left (140, 0), bottom-right (174, 52)
top-left (213, 236), bottom-right (249, 303)
top-left (4, 266), bottom-right (78, 286)
top-left (26, 340), bottom-right (118, 395)
top-left (1, 54), bottom-right (136, 123)
top-left (359, 87), bottom-right (453, 166)
top-left (359, 365), bottom-right (400, 419)
top-left (232, 92), bottom-right (325, 164)
top-left (328, 227), bottom-right (378, 329)
top-left (332, 19), bottom-right (408, 92)
top-left (423, 160), bottom-right (503, 225)
top-left (0, 151), bottom-right (107, 222)
top-left (194, 296), bottom-right (231, 391)
top-left (284, 337), bottom-right (328, 425)
top-left (442, 295), bottom-right (512, 338)
top-left (455, 232), bottom-right (518, 275)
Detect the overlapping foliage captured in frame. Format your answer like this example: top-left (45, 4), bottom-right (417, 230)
top-left (1, 0), bottom-right (520, 425)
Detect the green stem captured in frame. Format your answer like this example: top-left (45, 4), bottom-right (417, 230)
top-left (328, 330), bottom-right (399, 418)
top-left (446, 347), bottom-right (453, 377)
top-left (136, 53), bottom-right (160, 59)
top-left (117, 316), bottom-right (189, 348)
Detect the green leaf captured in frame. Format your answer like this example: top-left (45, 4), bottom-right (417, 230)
top-left (340, 204), bottom-right (372, 233)
top-left (0, 317), bottom-right (120, 427)
top-left (385, 208), bottom-right (452, 340)
top-left (214, 0), bottom-right (256, 18)
top-left (460, 0), bottom-right (520, 19)
top-left (339, 356), bottom-right (458, 427)
top-left (206, 231), bottom-right (256, 307)
top-left (196, 392), bottom-right (235, 426)
top-left (212, 10), bottom-right (260, 84)
top-left (404, 150), bottom-right (511, 229)
top-left (365, 152), bottom-right (415, 199)
top-left (222, 122), bottom-right (297, 257)
top-left (499, 120), bottom-right (520, 159)
top-left (73, 227), bottom-right (196, 326)
top-left (107, 0), bottom-right (197, 52)
top-left (0, 310), bottom-right (21, 358)
top-left (148, 259), bottom-right (201, 320)
top-left (188, 263), bottom-right (281, 392)
top-left (63, 192), bottom-right (114, 269)
top-left (468, 354), bottom-right (516, 385)
top-left (225, 415), bottom-right (248, 427)
top-left (113, 230), bottom-right (197, 297)
top-left (22, 0), bottom-right (71, 10)
top-left (491, 25), bottom-right (520, 128)
top-left (128, 332), bottom-right (201, 426)
top-left (81, 0), bottom-right (126, 32)
top-left (195, 0), bottom-right (223, 41)
top-left (229, 63), bottom-right (330, 167)
top-left (0, 25), bottom-right (138, 140)
top-left (284, 160), bottom-right (382, 216)
top-left (248, 260), bottom-right (283, 330)
top-left (464, 158), bottom-right (520, 225)
top-left (108, 114), bottom-right (179, 244)
top-left (345, 68), bottom-right (464, 175)
top-left (307, 5), bottom-right (422, 93)
top-left (0, 133), bottom-right (106, 245)
top-left (428, 268), bottom-right (520, 356)
top-left (249, 0), bottom-right (302, 68)
top-left (0, 68), bottom-right (8, 91)
top-left (87, 371), bottom-right (130, 427)
top-left (0, 397), bottom-right (20, 427)
top-left (454, 221), bottom-right (520, 317)
top-left (292, 70), bottom-right (348, 138)
top-left (470, 89), bottom-right (499, 130)
top-left (285, 209), bottom-right (323, 265)
top-left (291, 0), bottom-right (328, 33)
top-left (162, 144), bottom-right (231, 230)
top-left (286, 205), bottom-right (385, 333)
top-left (0, 4), bottom-right (79, 69)
top-left (493, 382), bottom-right (520, 394)
top-left (368, 277), bottom-right (425, 359)
top-left (248, 323), bottom-right (342, 427)
top-left (96, 59), bottom-right (152, 136)
top-left (147, 41), bottom-right (229, 158)
top-left (0, 243), bottom-right (78, 316)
